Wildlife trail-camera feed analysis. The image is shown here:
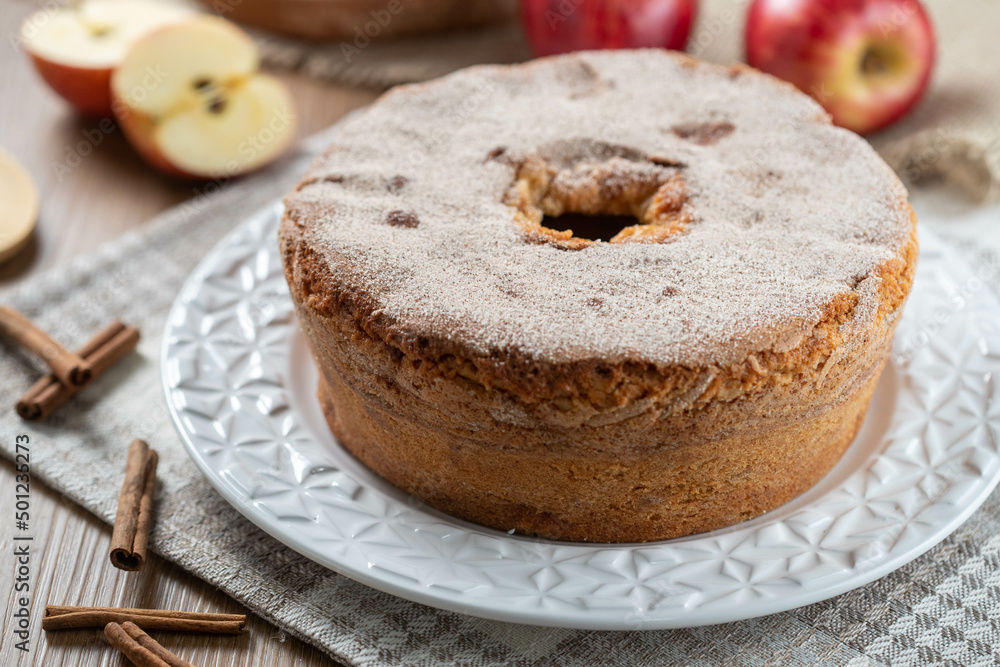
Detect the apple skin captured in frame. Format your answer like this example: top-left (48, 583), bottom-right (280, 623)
top-left (745, 0), bottom-right (935, 135)
top-left (521, 0), bottom-right (698, 57)
top-left (27, 55), bottom-right (114, 117)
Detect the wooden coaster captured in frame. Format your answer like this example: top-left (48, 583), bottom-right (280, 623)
top-left (0, 147), bottom-right (39, 266)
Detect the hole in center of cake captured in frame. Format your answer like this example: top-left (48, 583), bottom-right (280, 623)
top-left (540, 212), bottom-right (640, 243)
top-left (501, 148), bottom-right (691, 250)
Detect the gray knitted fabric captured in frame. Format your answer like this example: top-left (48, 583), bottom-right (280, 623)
top-left (3, 123), bottom-right (1000, 667)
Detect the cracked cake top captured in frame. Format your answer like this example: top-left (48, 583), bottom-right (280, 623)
top-left (283, 50), bottom-right (914, 367)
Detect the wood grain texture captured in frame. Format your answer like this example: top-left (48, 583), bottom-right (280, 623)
top-left (0, 0), bottom-right (380, 664)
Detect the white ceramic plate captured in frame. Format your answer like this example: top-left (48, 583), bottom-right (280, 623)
top-left (163, 202), bottom-right (1000, 629)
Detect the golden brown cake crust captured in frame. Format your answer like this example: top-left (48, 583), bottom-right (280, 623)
top-left (280, 51), bottom-right (918, 542)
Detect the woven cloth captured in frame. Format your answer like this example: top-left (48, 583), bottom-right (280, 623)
top-left (3, 115), bottom-right (1000, 665)
top-left (239, 0), bottom-right (1000, 202)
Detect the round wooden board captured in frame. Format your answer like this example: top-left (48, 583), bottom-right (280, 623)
top-left (0, 147), bottom-right (39, 265)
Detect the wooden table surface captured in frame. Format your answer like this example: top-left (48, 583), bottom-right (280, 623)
top-left (0, 1), bottom-right (380, 664)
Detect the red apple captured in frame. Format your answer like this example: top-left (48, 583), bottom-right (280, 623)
top-left (745, 0), bottom-right (935, 135)
top-left (521, 0), bottom-right (698, 57)
top-left (111, 16), bottom-right (296, 180)
top-left (19, 0), bottom-right (193, 117)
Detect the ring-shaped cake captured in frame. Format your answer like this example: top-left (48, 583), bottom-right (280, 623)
top-left (280, 50), bottom-right (917, 542)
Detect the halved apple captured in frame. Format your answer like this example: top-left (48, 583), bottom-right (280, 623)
top-left (20, 0), bottom-right (193, 116)
top-left (111, 16), bottom-right (296, 179)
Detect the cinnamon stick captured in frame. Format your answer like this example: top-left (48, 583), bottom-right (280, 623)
top-left (43, 606), bottom-right (246, 634)
top-left (0, 305), bottom-right (91, 386)
top-left (121, 621), bottom-right (196, 667)
top-left (16, 320), bottom-right (140, 421)
top-left (104, 622), bottom-right (177, 667)
top-left (110, 439), bottom-right (158, 571)
top-left (46, 606), bottom-right (247, 622)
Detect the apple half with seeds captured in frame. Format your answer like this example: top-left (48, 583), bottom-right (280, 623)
top-left (111, 15), bottom-right (296, 179)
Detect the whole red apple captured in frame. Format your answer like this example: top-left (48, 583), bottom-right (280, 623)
top-left (522, 0), bottom-right (698, 57)
top-left (745, 0), bottom-right (935, 135)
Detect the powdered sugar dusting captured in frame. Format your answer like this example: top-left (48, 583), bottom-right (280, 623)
top-left (285, 51), bottom-right (912, 366)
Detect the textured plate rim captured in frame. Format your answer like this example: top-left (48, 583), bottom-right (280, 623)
top-left (162, 201), bottom-right (1000, 630)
